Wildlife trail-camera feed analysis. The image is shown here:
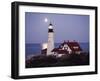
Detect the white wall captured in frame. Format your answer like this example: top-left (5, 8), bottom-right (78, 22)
top-left (0, 0), bottom-right (99, 81)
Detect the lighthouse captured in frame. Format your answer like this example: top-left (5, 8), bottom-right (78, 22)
top-left (47, 22), bottom-right (54, 56)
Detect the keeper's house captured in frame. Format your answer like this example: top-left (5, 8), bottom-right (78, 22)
top-left (52, 41), bottom-right (82, 55)
top-left (41, 40), bottom-right (82, 57)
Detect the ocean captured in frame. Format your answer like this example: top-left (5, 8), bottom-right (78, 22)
top-left (25, 43), bottom-right (89, 58)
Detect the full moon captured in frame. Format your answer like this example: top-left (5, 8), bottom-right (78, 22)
top-left (44, 18), bottom-right (48, 22)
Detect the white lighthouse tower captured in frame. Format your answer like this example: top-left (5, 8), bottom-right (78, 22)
top-left (47, 22), bottom-right (54, 56)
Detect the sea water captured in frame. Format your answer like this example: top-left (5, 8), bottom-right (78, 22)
top-left (25, 43), bottom-right (89, 58)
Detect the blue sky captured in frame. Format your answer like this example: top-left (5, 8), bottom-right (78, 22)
top-left (25, 12), bottom-right (89, 43)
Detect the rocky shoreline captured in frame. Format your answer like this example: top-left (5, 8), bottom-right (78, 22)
top-left (26, 52), bottom-right (89, 68)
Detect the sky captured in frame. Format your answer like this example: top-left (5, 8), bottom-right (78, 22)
top-left (25, 12), bottom-right (89, 43)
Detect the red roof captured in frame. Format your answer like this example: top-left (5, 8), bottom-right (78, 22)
top-left (52, 48), bottom-right (59, 52)
top-left (61, 41), bottom-right (82, 52)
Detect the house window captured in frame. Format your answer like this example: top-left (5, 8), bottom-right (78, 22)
top-left (73, 46), bottom-right (78, 49)
top-left (64, 47), bottom-right (68, 50)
